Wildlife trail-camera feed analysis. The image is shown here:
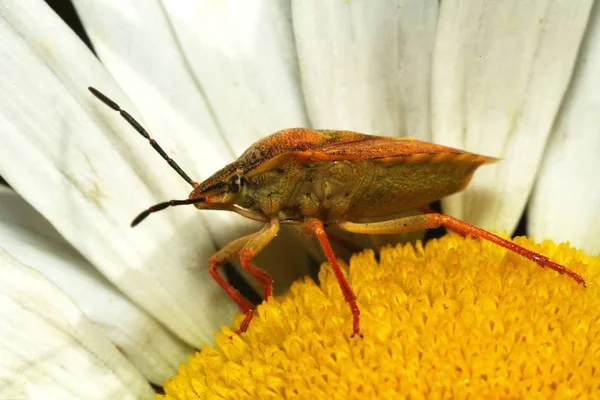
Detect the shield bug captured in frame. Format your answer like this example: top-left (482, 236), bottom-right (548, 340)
top-left (89, 87), bottom-right (585, 337)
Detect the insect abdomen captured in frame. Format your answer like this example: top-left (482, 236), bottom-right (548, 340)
top-left (346, 154), bottom-right (488, 220)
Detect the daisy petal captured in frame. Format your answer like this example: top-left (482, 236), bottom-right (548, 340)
top-left (0, 186), bottom-right (193, 385)
top-left (160, 0), bottom-right (309, 153)
top-left (0, 250), bottom-right (154, 399)
top-left (293, 0), bottom-right (438, 139)
top-left (292, 2), bottom-right (438, 249)
top-left (70, 0), bottom-right (235, 243)
top-left (72, 0), bottom-right (312, 291)
top-left (432, 0), bottom-right (593, 233)
top-left (0, 0), bottom-right (237, 347)
top-left (529, 8), bottom-right (600, 254)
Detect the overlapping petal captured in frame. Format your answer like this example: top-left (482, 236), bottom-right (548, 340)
top-left (293, 0), bottom-right (438, 140)
top-left (71, 0), bottom-right (311, 292)
top-left (530, 5), bottom-right (600, 255)
top-left (0, 250), bottom-right (154, 399)
top-left (432, 0), bottom-right (593, 235)
top-left (0, 0), bottom-right (237, 347)
top-left (0, 186), bottom-right (192, 385)
top-left (160, 0), bottom-right (309, 153)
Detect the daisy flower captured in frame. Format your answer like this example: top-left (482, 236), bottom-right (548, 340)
top-left (0, 1), bottom-right (598, 398)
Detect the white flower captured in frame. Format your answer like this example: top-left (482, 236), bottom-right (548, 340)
top-left (0, 0), bottom-right (598, 398)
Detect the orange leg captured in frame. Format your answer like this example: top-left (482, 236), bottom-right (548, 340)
top-left (236, 220), bottom-right (280, 333)
top-left (209, 235), bottom-right (255, 325)
top-left (209, 220), bottom-right (279, 334)
top-left (338, 214), bottom-right (585, 286)
top-left (418, 204), bottom-right (465, 237)
top-left (302, 218), bottom-right (361, 337)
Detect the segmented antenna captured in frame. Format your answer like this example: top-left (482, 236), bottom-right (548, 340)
top-left (131, 197), bottom-right (205, 227)
top-left (88, 87), bottom-right (198, 188)
top-left (89, 87), bottom-right (203, 226)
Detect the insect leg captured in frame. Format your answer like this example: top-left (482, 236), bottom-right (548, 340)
top-left (338, 214), bottom-right (585, 286)
top-left (418, 205), bottom-right (465, 237)
top-left (236, 220), bottom-right (280, 333)
top-left (209, 234), bottom-right (256, 332)
top-left (239, 220), bottom-right (279, 300)
top-left (301, 218), bottom-right (361, 338)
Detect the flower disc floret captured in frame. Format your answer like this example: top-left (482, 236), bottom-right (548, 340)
top-left (161, 235), bottom-right (599, 399)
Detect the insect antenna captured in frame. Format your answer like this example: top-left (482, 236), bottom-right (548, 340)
top-left (131, 197), bottom-right (206, 227)
top-left (88, 86), bottom-right (198, 188)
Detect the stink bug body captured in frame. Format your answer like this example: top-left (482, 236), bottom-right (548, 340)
top-left (89, 87), bottom-right (585, 337)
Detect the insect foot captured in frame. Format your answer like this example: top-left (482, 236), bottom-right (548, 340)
top-left (234, 309), bottom-right (256, 336)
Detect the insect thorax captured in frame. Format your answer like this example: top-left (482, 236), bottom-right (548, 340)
top-left (240, 160), bottom-right (372, 223)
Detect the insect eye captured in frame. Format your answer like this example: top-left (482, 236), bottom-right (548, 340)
top-left (228, 174), bottom-right (241, 193)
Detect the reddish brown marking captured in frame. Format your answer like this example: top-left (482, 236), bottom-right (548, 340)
top-left (303, 218), bottom-right (361, 337)
top-left (246, 129), bottom-right (496, 177)
top-left (248, 128), bottom-right (491, 163)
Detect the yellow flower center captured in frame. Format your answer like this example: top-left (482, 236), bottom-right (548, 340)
top-left (160, 235), bottom-right (599, 399)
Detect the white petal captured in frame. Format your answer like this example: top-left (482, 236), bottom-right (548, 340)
top-left (529, 7), bottom-right (600, 254)
top-left (292, 1), bottom-right (438, 249)
top-left (0, 250), bottom-right (153, 400)
top-left (160, 0), bottom-right (309, 153)
top-left (72, 0), bottom-right (312, 292)
top-left (0, 0), bottom-right (237, 347)
top-left (70, 0), bottom-right (233, 243)
top-left (0, 186), bottom-right (192, 385)
top-left (432, 0), bottom-right (593, 233)
top-left (293, 0), bottom-right (438, 140)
